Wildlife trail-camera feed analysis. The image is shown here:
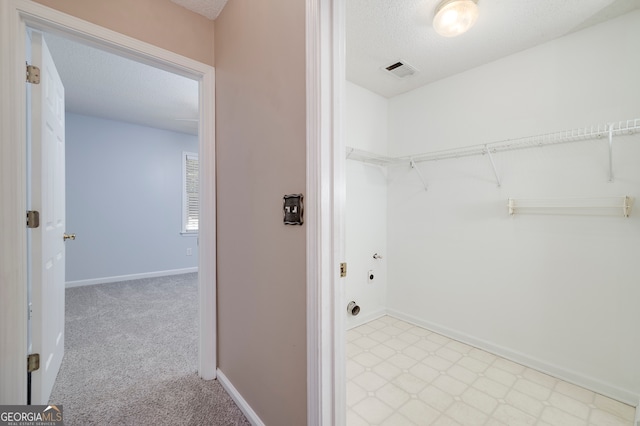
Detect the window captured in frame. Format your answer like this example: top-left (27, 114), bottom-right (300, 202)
top-left (182, 152), bottom-right (199, 234)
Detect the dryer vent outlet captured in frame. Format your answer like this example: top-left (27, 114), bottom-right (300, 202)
top-left (347, 301), bottom-right (360, 316)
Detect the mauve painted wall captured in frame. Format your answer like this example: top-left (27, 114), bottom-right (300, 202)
top-left (65, 113), bottom-right (198, 282)
top-left (32, 0), bottom-right (215, 66)
top-left (214, 0), bottom-right (307, 424)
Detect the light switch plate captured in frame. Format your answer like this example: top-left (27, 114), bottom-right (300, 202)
top-left (283, 194), bottom-right (304, 225)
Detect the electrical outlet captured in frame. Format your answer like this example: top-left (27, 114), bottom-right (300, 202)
top-left (186, 248), bottom-right (192, 256)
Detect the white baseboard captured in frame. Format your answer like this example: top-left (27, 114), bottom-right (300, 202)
top-left (217, 369), bottom-right (265, 426)
top-left (346, 308), bottom-right (386, 330)
top-left (386, 308), bottom-right (639, 407)
top-left (65, 267), bottom-right (198, 288)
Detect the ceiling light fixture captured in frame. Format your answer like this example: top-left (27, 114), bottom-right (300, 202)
top-left (433, 0), bottom-right (479, 37)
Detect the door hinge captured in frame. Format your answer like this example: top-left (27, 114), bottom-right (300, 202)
top-left (340, 262), bottom-right (347, 278)
top-left (27, 64), bottom-right (40, 84)
top-left (26, 210), bottom-right (40, 228)
top-left (26, 64), bottom-right (40, 84)
top-left (27, 354), bottom-right (40, 373)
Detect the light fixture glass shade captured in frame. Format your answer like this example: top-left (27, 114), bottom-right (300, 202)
top-left (433, 0), bottom-right (479, 37)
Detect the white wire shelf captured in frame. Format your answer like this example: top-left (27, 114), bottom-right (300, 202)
top-left (345, 147), bottom-right (395, 166)
top-left (347, 119), bottom-right (639, 164)
top-left (346, 118), bottom-right (640, 188)
top-left (396, 119), bottom-right (640, 163)
top-left (508, 196), bottom-right (634, 217)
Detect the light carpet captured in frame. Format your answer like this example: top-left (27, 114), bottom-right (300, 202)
top-left (49, 273), bottom-right (250, 426)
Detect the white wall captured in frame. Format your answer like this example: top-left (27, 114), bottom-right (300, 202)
top-left (345, 82), bottom-right (389, 328)
top-left (386, 11), bottom-right (640, 405)
top-left (389, 11), bottom-right (640, 157)
top-left (65, 113), bottom-right (199, 284)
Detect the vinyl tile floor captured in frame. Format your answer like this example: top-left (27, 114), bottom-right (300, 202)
top-left (347, 316), bottom-right (635, 426)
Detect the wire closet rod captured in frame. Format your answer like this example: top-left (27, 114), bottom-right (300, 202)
top-left (346, 118), bottom-right (640, 166)
top-left (397, 119), bottom-right (640, 164)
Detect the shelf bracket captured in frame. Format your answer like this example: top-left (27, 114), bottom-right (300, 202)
top-left (346, 147), bottom-right (354, 160)
top-left (484, 145), bottom-right (502, 187)
top-left (607, 124), bottom-right (614, 182)
top-left (410, 159), bottom-right (428, 191)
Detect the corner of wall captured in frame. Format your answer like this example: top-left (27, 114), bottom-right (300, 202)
top-left (217, 369), bottom-right (266, 426)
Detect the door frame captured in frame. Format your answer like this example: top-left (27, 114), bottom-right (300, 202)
top-left (305, 0), bottom-right (346, 424)
top-left (0, 0), bottom-right (216, 403)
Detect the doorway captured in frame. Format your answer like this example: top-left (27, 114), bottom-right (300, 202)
top-left (0, 0), bottom-right (216, 403)
top-left (30, 27), bottom-right (204, 405)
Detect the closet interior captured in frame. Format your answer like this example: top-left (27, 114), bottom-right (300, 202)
top-left (344, 6), bottom-right (640, 426)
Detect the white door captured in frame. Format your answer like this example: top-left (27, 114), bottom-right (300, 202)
top-left (29, 30), bottom-right (66, 405)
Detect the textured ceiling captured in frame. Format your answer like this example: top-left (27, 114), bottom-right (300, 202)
top-left (347, 0), bottom-right (640, 98)
top-left (170, 0), bottom-right (228, 19)
top-left (44, 33), bottom-right (199, 135)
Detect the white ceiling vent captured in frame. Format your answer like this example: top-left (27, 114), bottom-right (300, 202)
top-left (383, 60), bottom-right (418, 79)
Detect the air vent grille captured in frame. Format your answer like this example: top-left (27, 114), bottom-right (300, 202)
top-left (384, 60), bottom-right (417, 79)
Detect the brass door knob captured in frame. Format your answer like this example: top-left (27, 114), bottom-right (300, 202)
top-left (63, 233), bottom-right (76, 241)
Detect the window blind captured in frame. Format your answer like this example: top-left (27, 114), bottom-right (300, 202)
top-left (184, 153), bottom-right (199, 232)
